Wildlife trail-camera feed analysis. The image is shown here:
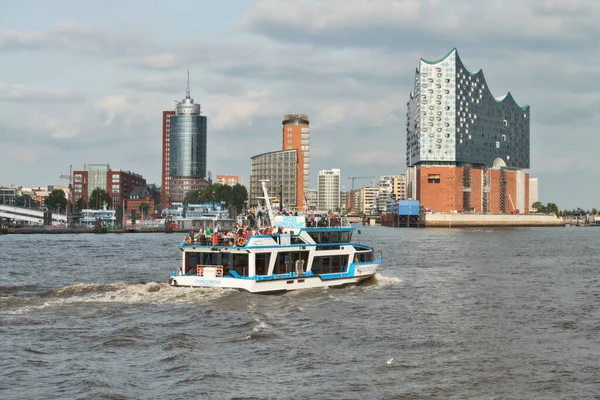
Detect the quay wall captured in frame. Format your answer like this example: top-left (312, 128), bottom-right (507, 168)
top-left (423, 214), bottom-right (565, 228)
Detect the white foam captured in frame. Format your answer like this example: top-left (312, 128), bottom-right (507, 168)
top-left (4, 282), bottom-right (236, 314)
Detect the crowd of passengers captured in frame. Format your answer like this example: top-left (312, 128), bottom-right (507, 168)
top-left (188, 223), bottom-right (285, 246)
top-left (185, 209), bottom-right (345, 246)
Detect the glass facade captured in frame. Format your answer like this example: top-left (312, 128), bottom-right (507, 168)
top-left (87, 164), bottom-right (109, 198)
top-left (169, 115), bottom-right (207, 178)
top-left (407, 49), bottom-right (530, 169)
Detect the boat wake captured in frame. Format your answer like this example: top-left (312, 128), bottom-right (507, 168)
top-left (2, 282), bottom-right (236, 315)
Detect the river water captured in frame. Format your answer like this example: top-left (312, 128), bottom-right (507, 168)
top-left (1, 226), bottom-right (599, 399)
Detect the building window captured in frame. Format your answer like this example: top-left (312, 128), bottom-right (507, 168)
top-left (428, 174), bottom-right (440, 184)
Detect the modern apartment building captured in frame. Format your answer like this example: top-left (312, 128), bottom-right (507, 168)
top-left (406, 49), bottom-right (531, 213)
top-left (72, 164), bottom-right (146, 208)
top-left (161, 75), bottom-right (208, 208)
top-left (359, 187), bottom-right (379, 214)
top-left (317, 169), bottom-right (340, 212)
top-left (282, 114), bottom-right (310, 209)
top-left (249, 149), bottom-right (298, 209)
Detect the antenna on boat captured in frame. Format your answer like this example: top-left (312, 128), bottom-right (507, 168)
top-left (260, 180), bottom-right (275, 226)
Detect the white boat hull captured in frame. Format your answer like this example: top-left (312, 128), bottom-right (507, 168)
top-left (168, 261), bottom-right (381, 293)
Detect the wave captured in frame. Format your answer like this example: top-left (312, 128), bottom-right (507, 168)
top-left (2, 282), bottom-right (235, 315)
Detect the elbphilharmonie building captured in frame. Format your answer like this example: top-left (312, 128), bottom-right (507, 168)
top-left (406, 49), bottom-right (532, 213)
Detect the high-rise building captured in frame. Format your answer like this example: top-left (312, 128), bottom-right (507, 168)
top-left (161, 73), bottom-right (208, 208)
top-left (249, 149), bottom-right (298, 209)
top-left (282, 114), bottom-right (310, 209)
top-left (406, 49), bottom-right (531, 213)
top-left (317, 169), bottom-right (340, 211)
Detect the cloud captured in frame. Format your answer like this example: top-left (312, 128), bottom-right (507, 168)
top-left (242, 0), bottom-right (600, 50)
top-left (0, 83), bottom-right (84, 103)
top-left (0, 19), bottom-right (160, 57)
top-left (122, 53), bottom-right (179, 70)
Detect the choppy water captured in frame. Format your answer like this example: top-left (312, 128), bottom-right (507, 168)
top-left (1, 226), bottom-right (599, 399)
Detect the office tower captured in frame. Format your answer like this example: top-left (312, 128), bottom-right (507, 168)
top-left (161, 73), bottom-right (208, 207)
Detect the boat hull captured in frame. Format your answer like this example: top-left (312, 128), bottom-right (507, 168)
top-left (168, 261), bottom-right (381, 293)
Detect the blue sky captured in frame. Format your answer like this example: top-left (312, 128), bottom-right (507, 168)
top-left (1, 0), bottom-right (599, 210)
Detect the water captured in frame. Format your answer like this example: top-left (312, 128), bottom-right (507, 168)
top-left (1, 226), bottom-right (599, 399)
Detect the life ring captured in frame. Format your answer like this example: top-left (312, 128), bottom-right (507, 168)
top-left (216, 267), bottom-right (223, 277)
top-left (184, 236), bottom-right (192, 245)
top-left (237, 236), bottom-right (247, 247)
top-left (197, 266), bottom-right (204, 276)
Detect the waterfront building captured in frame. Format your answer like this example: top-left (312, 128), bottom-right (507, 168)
top-left (72, 164), bottom-right (146, 208)
top-left (376, 175), bottom-right (406, 213)
top-left (216, 174), bottom-right (239, 186)
top-left (282, 113), bottom-right (310, 209)
top-left (126, 186), bottom-right (160, 220)
top-left (161, 73), bottom-right (208, 208)
top-left (317, 169), bottom-right (341, 212)
top-left (249, 149), bottom-right (298, 209)
top-left (406, 49), bottom-right (531, 213)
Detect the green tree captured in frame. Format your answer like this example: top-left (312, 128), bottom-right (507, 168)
top-left (186, 183), bottom-right (248, 213)
top-left (591, 208), bottom-right (598, 216)
top-left (45, 189), bottom-right (67, 213)
top-left (546, 202), bottom-right (559, 215)
top-left (229, 184), bottom-right (248, 213)
top-left (532, 201), bottom-right (546, 213)
top-left (89, 187), bottom-right (112, 210)
top-left (76, 197), bottom-right (87, 210)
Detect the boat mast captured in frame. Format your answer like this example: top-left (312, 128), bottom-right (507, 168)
top-left (260, 180), bottom-right (275, 226)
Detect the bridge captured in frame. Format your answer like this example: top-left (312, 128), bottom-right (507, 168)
top-left (0, 204), bottom-right (67, 226)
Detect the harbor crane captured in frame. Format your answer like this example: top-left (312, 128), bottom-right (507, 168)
top-left (347, 176), bottom-right (376, 190)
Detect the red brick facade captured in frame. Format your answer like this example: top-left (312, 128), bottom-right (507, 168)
top-left (415, 166), bottom-right (529, 214)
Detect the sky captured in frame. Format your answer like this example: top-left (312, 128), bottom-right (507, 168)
top-left (1, 0), bottom-right (599, 210)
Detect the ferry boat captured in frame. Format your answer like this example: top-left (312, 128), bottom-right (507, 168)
top-left (168, 181), bottom-right (382, 293)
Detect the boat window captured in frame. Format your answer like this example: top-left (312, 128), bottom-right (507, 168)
top-left (276, 251), bottom-right (309, 274)
top-left (232, 253), bottom-right (249, 277)
top-left (312, 255), bottom-right (348, 274)
top-left (307, 230), bottom-right (353, 244)
top-left (255, 253), bottom-right (271, 275)
top-left (355, 251), bottom-right (374, 263)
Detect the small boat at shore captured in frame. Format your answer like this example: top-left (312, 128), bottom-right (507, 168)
top-left (168, 181), bottom-right (382, 293)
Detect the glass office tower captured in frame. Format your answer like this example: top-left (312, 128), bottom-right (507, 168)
top-left (163, 80), bottom-right (208, 205)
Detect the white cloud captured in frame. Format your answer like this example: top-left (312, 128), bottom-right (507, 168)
top-left (0, 83), bottom-right (83, 103)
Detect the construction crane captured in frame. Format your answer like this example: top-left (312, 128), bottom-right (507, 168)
top-left (347, 176), bottom-right (376, 190)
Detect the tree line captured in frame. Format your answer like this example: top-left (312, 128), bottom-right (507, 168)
top-left (186, 183), bottom-right (248, 213)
